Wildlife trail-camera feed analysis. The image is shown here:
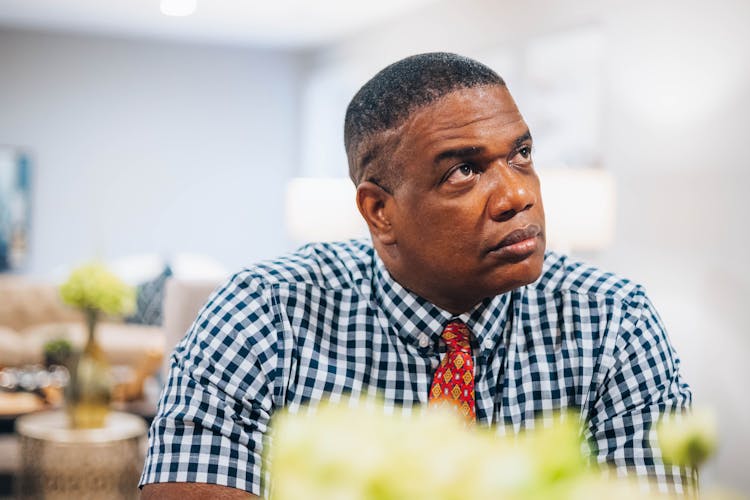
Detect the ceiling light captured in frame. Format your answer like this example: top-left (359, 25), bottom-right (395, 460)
top-left (160, 0), bottom-right (197, 17)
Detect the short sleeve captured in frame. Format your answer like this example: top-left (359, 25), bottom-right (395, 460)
top-left (585, 287), bottom-right (696, 495)
top-left (139, 272), bottom-right (281, 496)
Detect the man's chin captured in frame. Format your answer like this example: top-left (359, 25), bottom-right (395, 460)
top-left (485, 250), bottom-right (545, 295)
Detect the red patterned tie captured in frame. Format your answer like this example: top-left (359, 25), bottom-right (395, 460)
top-left (428, 320), bottom-right (475, 423)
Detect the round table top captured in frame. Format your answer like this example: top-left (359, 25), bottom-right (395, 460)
top-left (15, 410), bottom-right (147, 444)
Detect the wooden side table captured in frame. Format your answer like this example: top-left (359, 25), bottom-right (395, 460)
top-left (15, 410), bottom-right (147, 500)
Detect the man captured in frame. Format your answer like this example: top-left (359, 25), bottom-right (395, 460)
top-left (141, 53), bottom-right (693, 499)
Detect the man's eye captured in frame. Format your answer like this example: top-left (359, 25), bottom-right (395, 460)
top-left (509, 146), bottom-right (533, 167)
top-left (445, 164), bottom-right (478, 184)
top-left (458, 164), bottom-right (474, 176)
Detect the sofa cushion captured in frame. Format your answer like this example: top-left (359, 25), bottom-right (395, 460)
top-left (0, 325), bottom-right (30, 367)
top-left (94, 323), bottom-right (165, 366)
top-left (126, 266), bottom-right (173, 326)
top-left (11, 322), bottom-right (164, 367)
top-left (0, 277), bottom-right (81, 331)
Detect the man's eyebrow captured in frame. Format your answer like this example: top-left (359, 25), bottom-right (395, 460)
top-left (513, 130), bottom-right (533, 150)
top-left (433, 146), bottom-right (484, 165)
top-left (432, 131), bottom-right (533, 166)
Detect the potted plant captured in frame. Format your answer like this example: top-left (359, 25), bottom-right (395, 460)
top-left (59, 262), bottom-right (135, 428)
top-left (43, 338), bottom-right (73, 368)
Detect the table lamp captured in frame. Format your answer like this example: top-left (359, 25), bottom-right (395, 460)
top-left (284, 177), bottom-right (367, 243)
top-left (537, 168), bottom-right (616, 253)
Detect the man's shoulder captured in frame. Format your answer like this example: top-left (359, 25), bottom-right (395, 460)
top-left (530, 251), bottom-right (642, 304)
top-left (232, 239), bottom-right (375, 293)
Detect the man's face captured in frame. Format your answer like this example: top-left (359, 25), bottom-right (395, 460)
top-left (381, 85), bottom-right (546, 313)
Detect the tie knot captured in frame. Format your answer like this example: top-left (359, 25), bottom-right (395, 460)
top-left (441, 321), bottom-right (471, 353)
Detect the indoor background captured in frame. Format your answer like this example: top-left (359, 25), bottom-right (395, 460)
top-left (0, 0), bottom-right (748, 494)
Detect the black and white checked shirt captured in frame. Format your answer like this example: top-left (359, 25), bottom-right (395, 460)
top-left (141, 239), bottom-right (693, 496)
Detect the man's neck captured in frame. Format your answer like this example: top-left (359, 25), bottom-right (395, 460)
top-left (374, 247), bottom-right (482, 315)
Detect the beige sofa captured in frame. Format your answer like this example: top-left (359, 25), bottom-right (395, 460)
top-left (0, 274), bottom-right (224, 383)
top-left (0, 276), bottom-right (165, 369)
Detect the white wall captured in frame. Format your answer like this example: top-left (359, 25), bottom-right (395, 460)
top-left (310, 0), bottom-right (750, 493)
top-left (0, 29), bottom-right (300, 276)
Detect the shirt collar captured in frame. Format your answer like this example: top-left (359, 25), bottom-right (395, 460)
top-left (371, 250), bottom-right (511, 352)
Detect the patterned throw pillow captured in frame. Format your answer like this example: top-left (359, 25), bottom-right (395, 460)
top-left (125, 266), bottom-right (173, 326)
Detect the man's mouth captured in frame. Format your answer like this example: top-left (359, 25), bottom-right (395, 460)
top-left (487, 224), bottom-right (542, 259)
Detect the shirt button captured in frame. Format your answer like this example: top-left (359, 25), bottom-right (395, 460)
top-left (418, 334), bottom-right (430, 348)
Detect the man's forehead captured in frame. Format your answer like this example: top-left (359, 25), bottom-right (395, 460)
top-left (399, 85), bottom-right (526, 148)
top-left (408, 85), bottom-right (519, 123)
top-left (367, 83), bottom-right (513, 136)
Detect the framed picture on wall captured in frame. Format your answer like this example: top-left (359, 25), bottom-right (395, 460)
top-left (0, 146), bottom-right (31, 271)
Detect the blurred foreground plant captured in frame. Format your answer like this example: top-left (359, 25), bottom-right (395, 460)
top-left (269, 401), bottom-right (723, 500)
top-left (657, 409), bottom-right (718, 469)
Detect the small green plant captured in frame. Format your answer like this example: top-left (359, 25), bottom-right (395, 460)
top-left (43, 338), bottom-right (74, 367)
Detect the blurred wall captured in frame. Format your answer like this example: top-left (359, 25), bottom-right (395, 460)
top-left (309, 0), bottom-right (750, 493)
top-left (0, 29), bottom-right (299, 276)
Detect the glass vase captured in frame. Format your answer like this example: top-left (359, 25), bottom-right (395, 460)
top-left (65, 309), bottom-right (112, 428)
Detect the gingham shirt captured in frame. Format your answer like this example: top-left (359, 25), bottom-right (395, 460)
top-left (141, 239), bottom-right (693, 496)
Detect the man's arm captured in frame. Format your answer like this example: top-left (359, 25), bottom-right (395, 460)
top-left (141, 483), bottom-right (260, 499)
top-left (140, 272), bottom-right (280, 497)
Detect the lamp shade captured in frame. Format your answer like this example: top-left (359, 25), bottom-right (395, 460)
top-left (537, 168), bottom-right (616, 253)
top-left (284, 177), bottom-right (368, 243)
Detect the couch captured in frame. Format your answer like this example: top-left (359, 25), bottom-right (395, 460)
top-left (0, 274), bottom-right (225, 380)
top-left (0, 276), bottom-right (164, 369)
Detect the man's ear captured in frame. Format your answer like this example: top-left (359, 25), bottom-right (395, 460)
top-left (356, 181), bottom-right (397, 245)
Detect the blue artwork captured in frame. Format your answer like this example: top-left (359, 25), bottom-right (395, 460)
top-left (0, 147), bottom-right (31, 272)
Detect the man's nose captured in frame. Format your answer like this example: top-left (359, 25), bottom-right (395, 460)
top-left (486, 164), bottom-right (537, 222)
